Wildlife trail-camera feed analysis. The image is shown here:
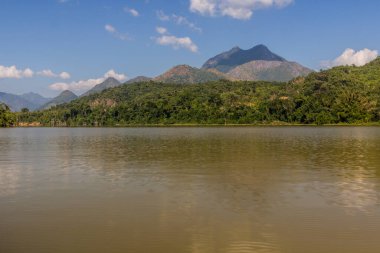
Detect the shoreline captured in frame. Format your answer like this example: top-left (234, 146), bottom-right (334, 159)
top-left (12, 122), bottom-right (380, 128)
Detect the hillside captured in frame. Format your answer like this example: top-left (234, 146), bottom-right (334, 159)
top-left (39, 90), bottom-right (78, 110)
top-left (154, 65), bottom-right (229, 84)
top-left (227, 60), bottom-right (312, 82)
top-left (126, 76), bottom-right (152, 84)
top-left (16, 57), bottom-right (380, 126)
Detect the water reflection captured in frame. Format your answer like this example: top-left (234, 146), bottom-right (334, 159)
top-left (1, 127), bottom-right (380, 253)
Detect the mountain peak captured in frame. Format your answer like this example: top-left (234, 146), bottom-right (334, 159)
top-left (39, 90), bottom-right (78, 110)
top-left (60, 90), bottom-right (76, 96)
top-left (104, 77), bottom-right (119, 82)
top-left (81, 77), bottom-right (121, 97)
top-left (251, 44), bottom-right (268, 49)
top-left (202, 44), bottom-right (286, 72)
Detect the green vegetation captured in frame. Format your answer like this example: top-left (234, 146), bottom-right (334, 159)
top-left (16, 58), bottom-right (380, 126)
top-left (0, 103), bottom-right (16, 127)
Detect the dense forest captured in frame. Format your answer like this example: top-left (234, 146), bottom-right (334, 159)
top-left (12, 57), bottom-right (380, 126)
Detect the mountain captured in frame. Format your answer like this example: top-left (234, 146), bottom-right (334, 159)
top-left (21, 92), bottom-right (51, 107)
top-left (154, 65), bottom-right (229, 84)
top-left (202, 44), bottom-right (312, 82)
top-left (18, 57), bottom-right (380, 126)
top-left (39, 90), bottom-right (78, 110)
top-left (81, 77), bottom-right (121, 97)
top-left (202, 44), bottom-right (286, 72)
top-left (126, 76), bottom-right (152, 84)
top-left (226, 60), bottom-right (312, 82)
top-left (0, 92), bottom-right (39, 112)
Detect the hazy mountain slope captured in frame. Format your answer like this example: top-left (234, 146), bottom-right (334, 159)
top-left (154, 65), bottom-right (228, 84)
top-left (39, 90), bottom-right (78, 110)
top-left (0, 92), bottom-right (39, 111)
top-left (227, 60), bottom-right (313, 82)
top-left (81, 77), bottom-right (121, 97)
top-left (21, 92), bottom-right (51, 106)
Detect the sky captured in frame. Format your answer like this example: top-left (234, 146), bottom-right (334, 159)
top-left (0, 0), bottom-right (379, 97)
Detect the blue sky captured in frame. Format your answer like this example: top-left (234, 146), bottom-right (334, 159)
top-left (0, 0), bottom-right (379, 97)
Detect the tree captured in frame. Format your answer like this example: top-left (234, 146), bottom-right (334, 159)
top-left (0, 103), bottom-right (16, 127)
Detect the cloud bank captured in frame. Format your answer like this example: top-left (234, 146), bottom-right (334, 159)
top-left (37, 69), bottom-right (71, 79)
top-left (190, 0), bottom-right (294, 20)
top-left (323, 48), bottom-right (378, 68)
top-left (0, 65), bottom-right (34, 79)
top-left (49, 70), bottom-right (127, 92)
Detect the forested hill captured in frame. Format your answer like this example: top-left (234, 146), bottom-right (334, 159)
top-left (17, 57), bottom-right (380, 126)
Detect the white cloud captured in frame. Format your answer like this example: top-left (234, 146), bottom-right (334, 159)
top-left (323, 48), bottom-right (378, 68)
top-left (156, 10), bottom-right (202, 32)
top-left (23, 68), bottom-right (34, 78)
top-left (0, 65), bottom-right (34, 79)
top-left (105, 24), bottom-right (130, 41)
top-left (49, 70), bottom-right (127, 92)
top-left (59, 72), bottom-right (71, 79)
top-left (157, 10), bottom-right (170, 21)
top-left (156, 26), bottom-right (168, 35)
top-left (105, 24), bottom-right (116, 33)
top-left (156, 35), bottom-right (198, 53)
top-left (37, 69), bottom-right (71, 79)
top-left (124, 7), bottom-right (139, 17)
top-left (190, 0), bottom-right (216, 16)
top-left (190, 0), bottom-right (294, 20)
top-left (37, 69), bottom-right (56, 77)
top-left (172, 14), bottom-right (202, 33)
top-left (104, 69), bottom-right (127, 81)
top-left (0, 65), bottom-right (71, 80)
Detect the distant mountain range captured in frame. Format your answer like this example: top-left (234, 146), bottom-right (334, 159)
top-left (1, 44), bottom-right (314, 111)
top-left (0, 92), bottom-right (51, 111)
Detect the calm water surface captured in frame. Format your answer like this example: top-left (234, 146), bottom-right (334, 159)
top-left (1, 127), bottom-right (380, 253)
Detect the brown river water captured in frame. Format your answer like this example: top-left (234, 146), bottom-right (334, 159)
top-left (1, 127), bottom-right (380, 253)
